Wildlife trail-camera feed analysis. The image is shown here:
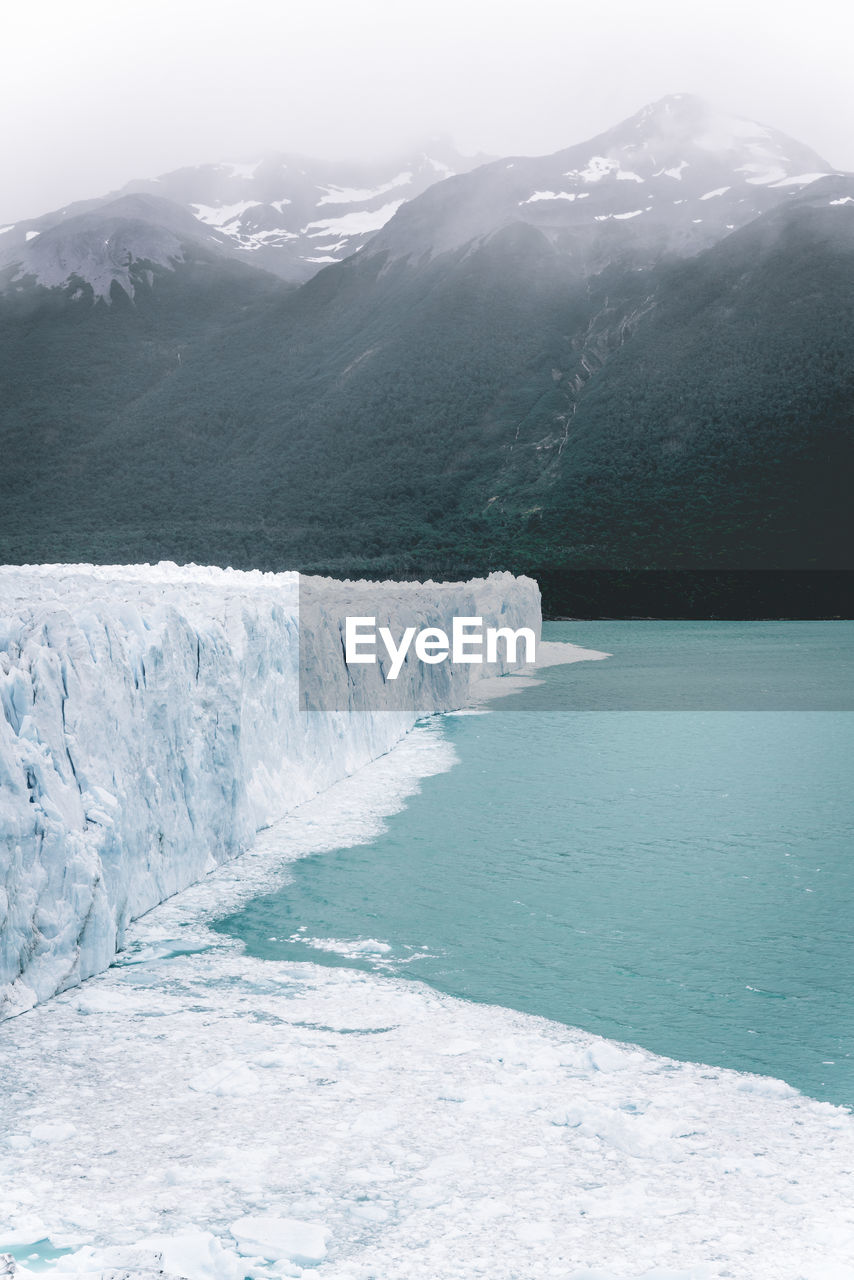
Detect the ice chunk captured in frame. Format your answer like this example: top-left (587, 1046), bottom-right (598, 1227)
top-left (188, 1060), bottom-right (260, 1096)
top-left (229, 1216), bottom-right (328, 1266)
top-left (29, 1121), bottom-right (77, 1143)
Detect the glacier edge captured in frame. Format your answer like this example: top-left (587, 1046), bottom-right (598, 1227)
top-left (0, 563), bottom-right (540, 1016)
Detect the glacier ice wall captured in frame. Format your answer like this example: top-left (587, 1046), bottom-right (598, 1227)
top-left (0, 564), bottom-right (540, 1017)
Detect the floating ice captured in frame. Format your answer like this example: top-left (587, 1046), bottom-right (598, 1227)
top-left (230, 1216), bottom-right (329, 1266)
top-left (299, 937), bottom-right (393, 957)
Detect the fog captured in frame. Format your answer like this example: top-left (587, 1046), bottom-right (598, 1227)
top-left (2, 0), bottom-right (852, 223)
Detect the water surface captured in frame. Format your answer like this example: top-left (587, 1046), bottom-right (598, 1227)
top-left (217, 622), bottom-right (854, 1104)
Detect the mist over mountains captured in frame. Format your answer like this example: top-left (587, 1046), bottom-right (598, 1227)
top-left (0, 141), bottom-right (486, 290)
top-left (2, 94), bottom-right (852, 614)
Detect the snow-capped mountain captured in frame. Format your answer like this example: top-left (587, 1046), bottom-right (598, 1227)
top-left (2, 95), bottom-right (852, 607)
top-left (121, 141), bottom-right (487, 277)
top-left (0, 194), bottom-right (237, 301)
top-left (0, 97), bottom-right (844, 301)
top-left (369, 94), bottom-right (842, 266)
top-left (0, 140), bottom-right (488, 296)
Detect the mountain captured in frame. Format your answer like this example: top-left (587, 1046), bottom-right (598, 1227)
top-left (0, 193), bottom-right (249, 301)
top-left (0, 140), bottom-right (488, 290)
top-left (1, 96), bottom-right (852, 615)
top-left (369, 94), bottom-right (837, 266)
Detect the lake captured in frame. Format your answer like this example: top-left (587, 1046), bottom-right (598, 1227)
top-left (216, 621), bottom-right (854, 1105)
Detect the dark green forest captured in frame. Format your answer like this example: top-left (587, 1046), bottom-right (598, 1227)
top-left (1, 201), bottom-right (852, 616)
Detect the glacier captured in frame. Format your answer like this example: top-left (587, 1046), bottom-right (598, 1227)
top-left (0, 563), bottom-right (540, 1017)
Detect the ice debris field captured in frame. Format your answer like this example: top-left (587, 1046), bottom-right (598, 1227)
top-left (1, 565), bottom-right (853, 1279)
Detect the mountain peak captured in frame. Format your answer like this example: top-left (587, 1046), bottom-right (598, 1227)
top-left (614, 94), bottom-right (830, 178)
top-left (0, 193), bottom-right (232, 301)
top-left (366, 95), bottom-right (841, 269)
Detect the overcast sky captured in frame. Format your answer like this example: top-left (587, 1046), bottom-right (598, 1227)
top-left (2, 0), bottom-right (852, 223)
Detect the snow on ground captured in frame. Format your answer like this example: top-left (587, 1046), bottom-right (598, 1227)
top-left (2, 646), bottom-right (854, 1279)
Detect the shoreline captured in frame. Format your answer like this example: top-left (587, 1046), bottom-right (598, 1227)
top-left (2, 647), bottom-right (853, 1278)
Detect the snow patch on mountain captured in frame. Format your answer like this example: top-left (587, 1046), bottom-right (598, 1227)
top-left (318, 171), bottom-right (413, 205)
top-left (227, 161), bottom-right (261, 180)
top-left (303, 200), bottom-right (406, 238)
top-left (190, 200), bottom-right (263, 227)
top-left (654, 161), bottom-right (689, 179)
top-left (694, 113), bottom-right (773, 152)
top-left (595, 210), bottom-right (644, 222)
top-left (520, 190), bottom-right (590, 204)
top-left (564, 155), bottom-right (619, 183)
top-left (770, 171), bottom-right (832, 187)
top-left (738, 162), bottom-right (788, 185)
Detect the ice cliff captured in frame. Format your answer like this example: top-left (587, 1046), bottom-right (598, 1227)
top-left (0, 564), bottom-right (539, 1017)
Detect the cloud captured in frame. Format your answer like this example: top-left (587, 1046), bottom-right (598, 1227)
top-left (1, 0), bottom-right (851, 221)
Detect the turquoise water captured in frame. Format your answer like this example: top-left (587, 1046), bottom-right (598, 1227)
top-left (217, 622), bottom-right (854, 1105)
top-left (0, 1240), bottom-right (74, 1271)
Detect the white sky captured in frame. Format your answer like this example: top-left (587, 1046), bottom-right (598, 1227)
top-left (2, 0), bottom-right (852, 223)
